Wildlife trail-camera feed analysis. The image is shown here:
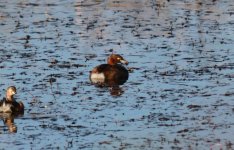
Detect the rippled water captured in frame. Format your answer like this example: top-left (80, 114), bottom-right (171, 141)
top-left (0, 0), bottom-right (234, 149)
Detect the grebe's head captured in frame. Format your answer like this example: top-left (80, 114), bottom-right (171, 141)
top-left (107, 54), bottom-right (128, 65)
top-left (7, 86), bottom-right (17, 95)
top-left (6, 86), bottom-right (17, 101)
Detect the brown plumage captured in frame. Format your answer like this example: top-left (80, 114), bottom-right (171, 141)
top-left (0, 86), bottom-right (24, 113)
top-left (90, 54), bottom-right (129, 86)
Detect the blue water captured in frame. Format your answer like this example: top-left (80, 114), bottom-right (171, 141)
top-left (0, 0), bottom-right (234, 149)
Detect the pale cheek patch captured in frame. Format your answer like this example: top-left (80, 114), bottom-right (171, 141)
top-left (90, 73), bottom-right (105, 83)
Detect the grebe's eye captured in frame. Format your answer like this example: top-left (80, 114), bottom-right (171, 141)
top-left (117, 57), bottom-right (121, 60)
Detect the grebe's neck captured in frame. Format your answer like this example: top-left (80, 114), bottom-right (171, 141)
top-left (107, 57), bottom-right (117, 65)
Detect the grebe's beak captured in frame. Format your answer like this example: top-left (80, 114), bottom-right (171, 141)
top-left (12, 91), bottom-right (17, 95)
top-left (120, 59), bottom-right (128, 65)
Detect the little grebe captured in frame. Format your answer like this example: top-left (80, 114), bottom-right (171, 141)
top-left (0, 86), bottom-right (24, 113)
top-left (90, 54), bottom-right (129, 86)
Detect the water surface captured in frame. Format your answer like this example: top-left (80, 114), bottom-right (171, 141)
top-left (0, 0), bottom-right (234, 149)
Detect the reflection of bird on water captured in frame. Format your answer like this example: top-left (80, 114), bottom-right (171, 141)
top-left (0, 86), bottom-right (24, 114)
top-left (0, 113), bottom-right (17, 133)
top-left (90, 54), bottom-right (129, 86)
top-left (109, 86), bottom-right (124, 96)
